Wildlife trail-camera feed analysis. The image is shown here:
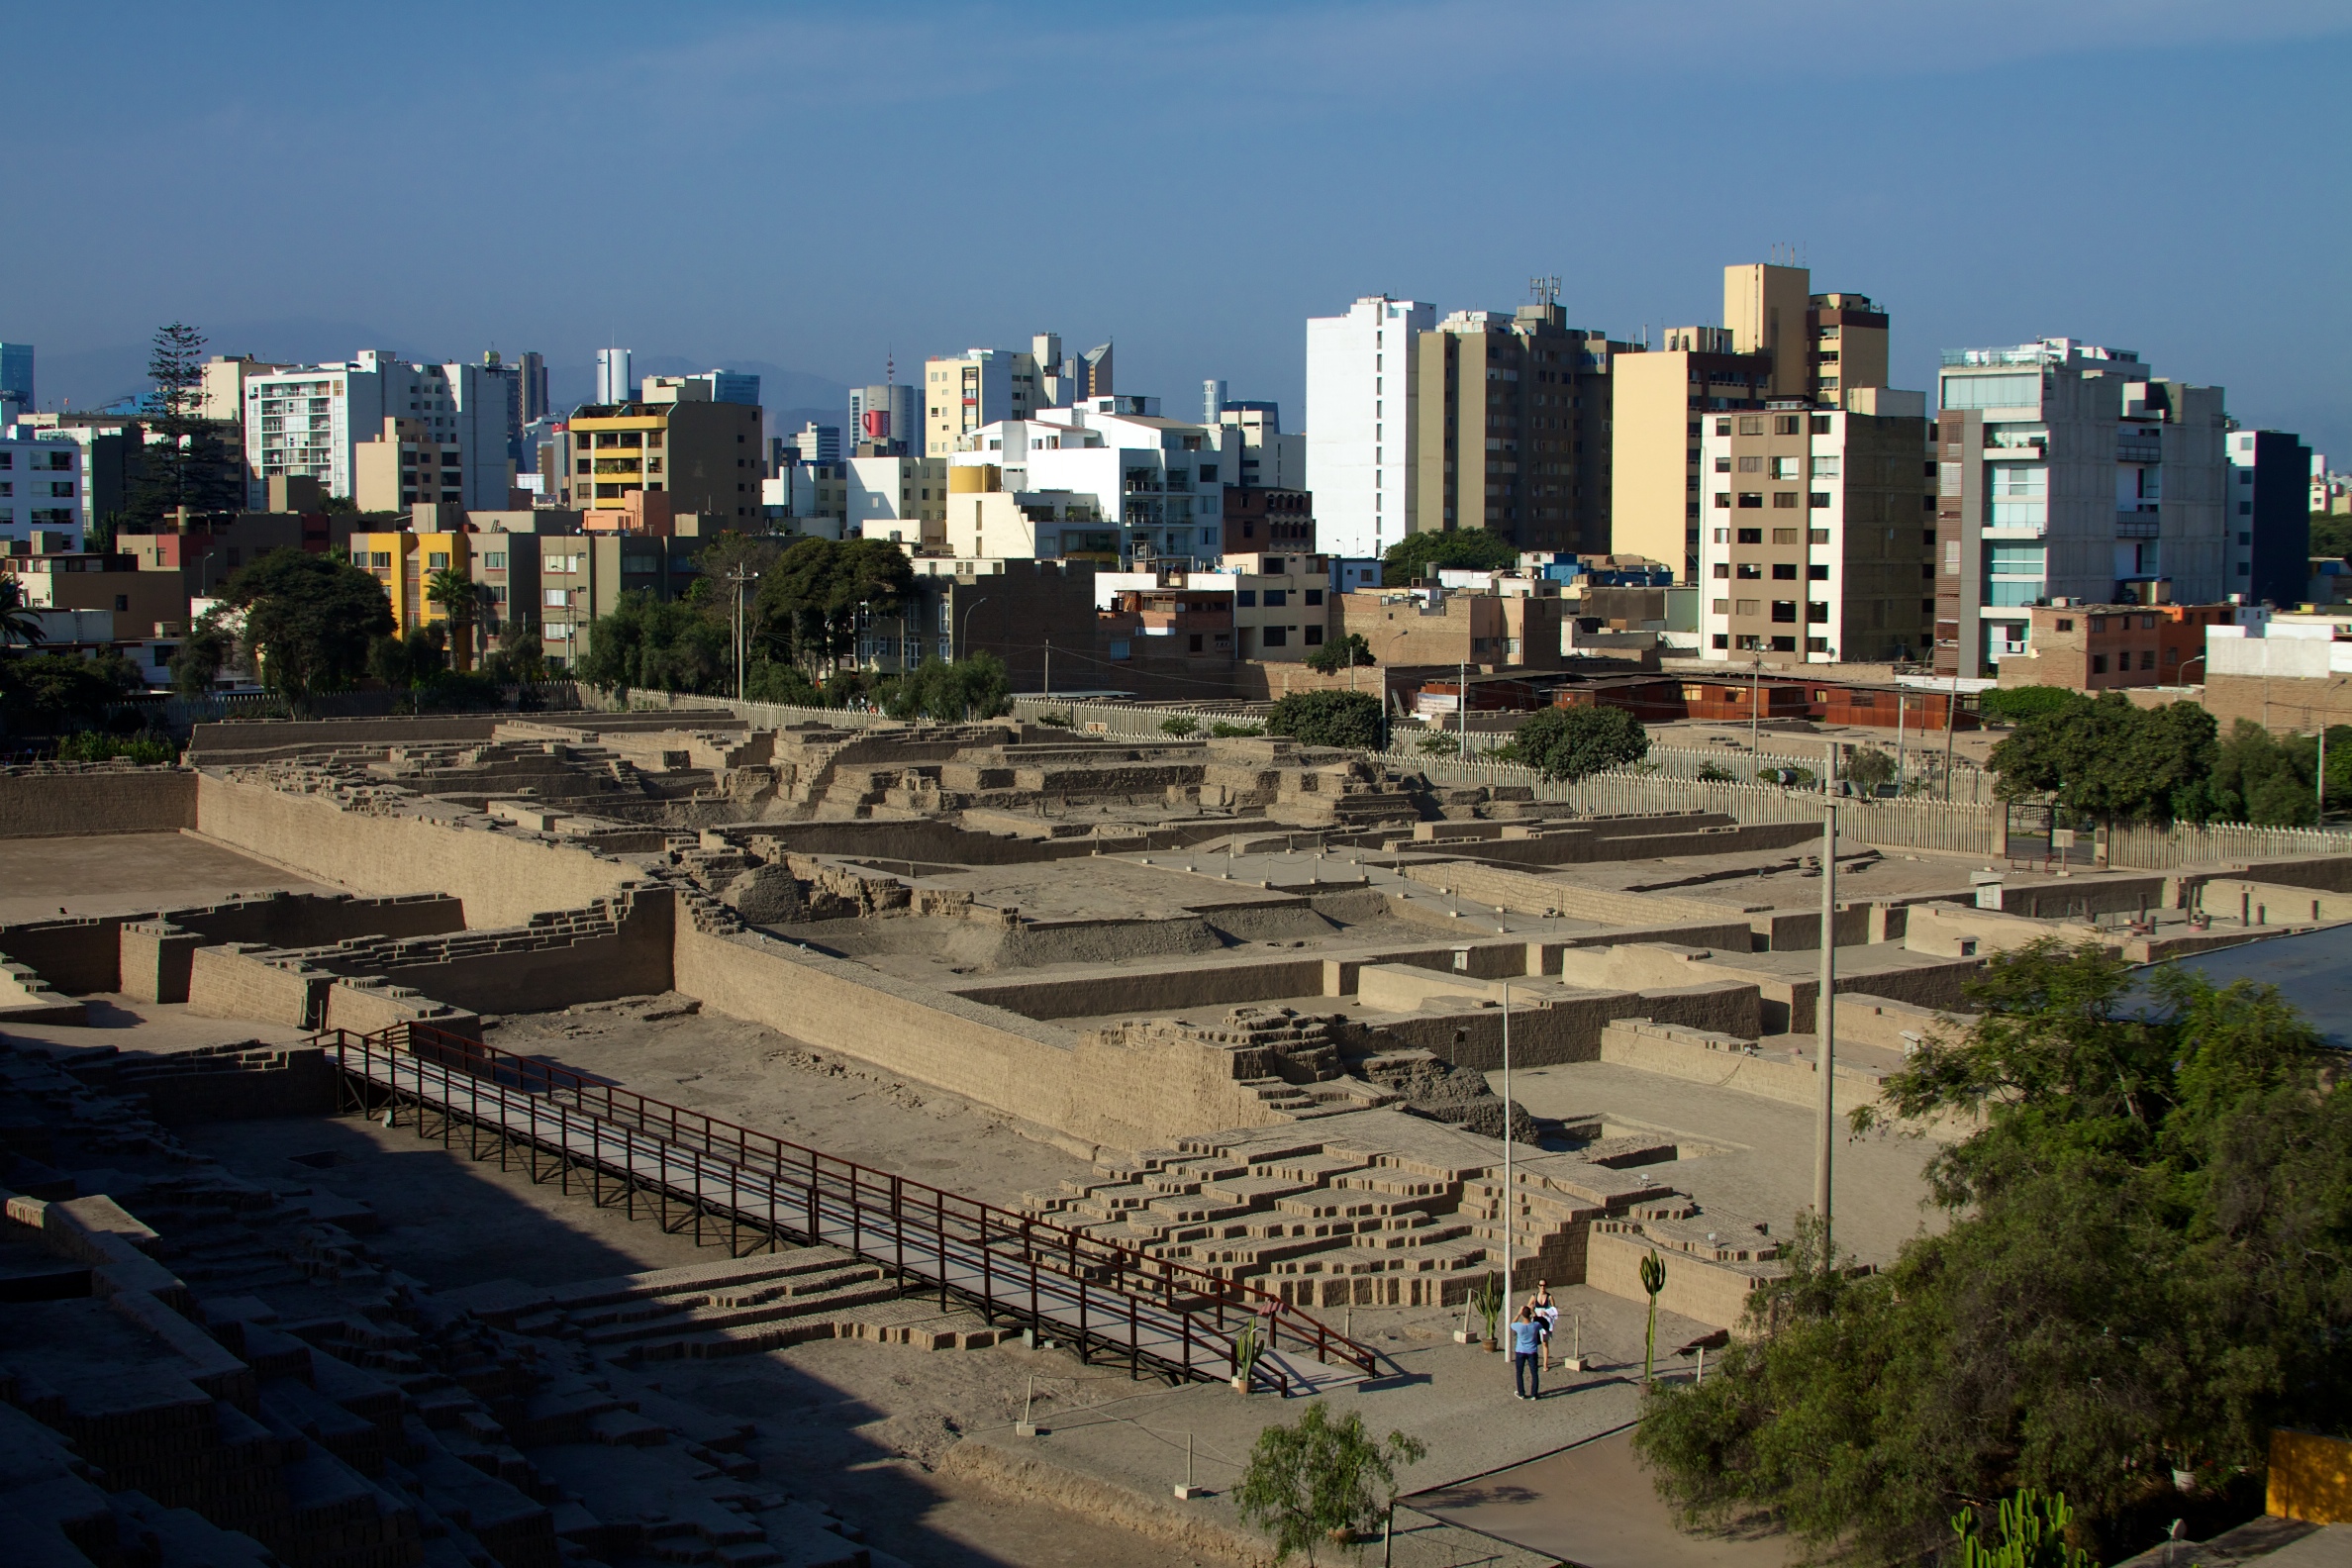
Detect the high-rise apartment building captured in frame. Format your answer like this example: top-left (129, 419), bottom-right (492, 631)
top-left (0, 343), bottom-right (32, 424)
top-left (594, 347), bottom-right (634, 406)
top-left (1934, 339), bottom-right (2229, 676)
top-left (1697, 395), bottom-right (1935, 665)
top-left (1412, 303), bottom-right (1627, 555)
top-left (1218, 403), bottom-right (1303, 491)
top-left (1614, 264), bottom-right (1892, 581)
top-left (0, 431), bottom-right (82, 547)
top-left (242, 352), bottom-right (514, 512)
top-left (849, 384), bottom-right (921, 455)
top-left (927, 346), bottom-right (1041, 458)
top-left (564, 394), bottom-right (764, 527)
top-left (517, 351), bottom-right (550, 423)
top-left (2227, 429), bottom-right (2311, 607)
top-left (1305, 295), bottom-right (1436, 560)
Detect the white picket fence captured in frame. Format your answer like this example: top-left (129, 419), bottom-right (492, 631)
top-left (2105, 820), bottom-right (2352, 870)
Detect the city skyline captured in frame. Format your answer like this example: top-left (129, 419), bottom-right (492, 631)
top-left (0, 2), bottom-right (2345, 457)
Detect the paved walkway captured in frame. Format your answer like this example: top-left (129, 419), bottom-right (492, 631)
top-left (1413, 1427), bottom-right (1794, 1567)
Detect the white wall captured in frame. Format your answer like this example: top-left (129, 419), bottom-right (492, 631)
top-left (1306, 296), bottom-right (1433, 561)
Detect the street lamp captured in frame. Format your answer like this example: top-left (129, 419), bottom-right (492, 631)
top-left (2176, 652), bottom-right (2206, 686)
top-left (957, 595), bottom-right (990, 662)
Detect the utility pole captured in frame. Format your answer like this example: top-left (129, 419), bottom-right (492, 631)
top-left (1458, 656), bottom-right (1469, 760)
top-left (1815, 741), bottom-right (1837, 1263)
top-left (1501, 978), bottom-right (1513, 1298)
top-left (1942, 667), bottom-right (1961, 801)
top-left (1895, 690), bottom-right (1907, 787)
top-left (2320, 726), bottom-right (2329, 818)
top-left (1749, 651), bottom-right (1762, 761)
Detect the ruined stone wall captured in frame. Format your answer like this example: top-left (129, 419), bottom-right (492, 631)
top-left (185, 944), bottom-right (328, 1028)
top-left (0, 767), bottom-right (196, 837)
top-left (184, 715), bottom-right (508, 765)
top-left (1401, 861), bottom-right (1754, 930)
top-left (0, 893), bottom-right (464, 998)
top-left (194, 771), bottom-right (637, 928)
top-left (1586, 1227), bottom-right (1765, 1329)
top-left (1599, 1020), bottom-right (1884, 1116)
top-left (949, 954), bottom-right (1329, 1022)
top-left (1366, 981), bottom-right (1762, 1069)
top-left (300, 889), bottom-right (673, 1015)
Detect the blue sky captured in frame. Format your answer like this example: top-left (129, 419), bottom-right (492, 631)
top-left (6, 1), bottom-right (2348, 457)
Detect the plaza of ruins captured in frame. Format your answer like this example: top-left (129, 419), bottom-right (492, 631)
top-left (5, 707), bottom-right (2349, 1566)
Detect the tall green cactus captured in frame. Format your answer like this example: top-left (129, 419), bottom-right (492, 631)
top-left (1639, 1250), bottom-right (1666, 1384)
top-left (1951, 1488), bottom-right (2097, 1567)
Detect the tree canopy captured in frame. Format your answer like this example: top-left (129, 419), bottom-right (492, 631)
top-left (1264, 689), bottom-right (1384, 749)
top-left (752, 537), bottom-right (915, 673)
top-left (0, 650), bottom-right (140, 733)
top-left (125, 323), bottom-right (245, 528)
top-left (1988, 691), bottom-right (2339, 826)
top-left (1498, 704), bottom-right (1649, 781)
top-left (1305, 632), bottom-right (1374, 675)
top-left (881, 652), bottom-right (1010, 722)
top-left (1379, 527), bottom-right (1520, 586)
top-left (574, 590), bottom-right (729, 696)
top-left (225, 547), bottom-right (392, 696)
top-left (1633, 939), bottom-right (2352, 1564)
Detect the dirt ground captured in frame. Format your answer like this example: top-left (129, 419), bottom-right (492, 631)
top-left (0, 831), bottom-right (331, 924)
top-left (480, 999), bottom-right (1102, 1210)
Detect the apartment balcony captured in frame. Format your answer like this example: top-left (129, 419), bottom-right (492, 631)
top-left (2115, 437), bottom-right (2162, 465)
top-left (2115, 511), bottom-right (2160, 539)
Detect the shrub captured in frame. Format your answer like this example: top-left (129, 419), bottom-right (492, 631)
top-left (1160, 716), bottom-right (1199, 736)
top-left (1235, 1404), bottom-right (1426, 1564)
top-left (1499, 705), bottom-right (1648, 782)
top-left (1264, 690), bottom-right (1384, 749)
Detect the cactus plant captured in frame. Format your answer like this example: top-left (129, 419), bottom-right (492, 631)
top-left (1232, 1320), bottom-right (1262, 1390)
top-left (1951, 1488), bottom-right (2096, 1567)
top-left (1640, 1250), bottom-right (1667, 1384)
top-left (1470, 1272), bottom-right (1505, 1348)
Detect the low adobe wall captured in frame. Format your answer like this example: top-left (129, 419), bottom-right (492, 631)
top-left (194, 771), bottom-right (639, 929)
top-left (1367, 981), bottom-right (1762, 1069)
top-left (298, 889), bottom-right (673, 1016)
top-left (0, 892), bottom-right (465, 998)
top-left (1586, 1227), bottom-right (1768, 1330)
top-left (1599, 1020), bottom-right (1886, 1116)
top-left (184, 715), bottom-right (509, 765)
top-left (673, 927), bottom-right (1294, 1151)
top-left (0, 767), bottom-right (196, 838)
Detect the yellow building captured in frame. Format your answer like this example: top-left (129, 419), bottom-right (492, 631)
top-left (348, 526), bottom-right (474, 662)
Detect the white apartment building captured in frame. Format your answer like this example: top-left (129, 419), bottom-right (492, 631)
top-left (847, 455), bottom-right (947, 546)
top-left (1306, 295), bottom-right (1433, 561)
top-left (243, 352), bottom-right (515, 511)
top-left (1934, 340), bottom-right (2228, 676)
top-left (0, 433), bottom-right (83, 548)
top-left (946, 396), bottom-right (1230, 564)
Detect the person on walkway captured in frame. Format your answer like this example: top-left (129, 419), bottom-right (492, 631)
top-left (1529, 1282), bottom-right (1559, 1371)
top-left (1510, 1306), bottom-right (1542, 1400)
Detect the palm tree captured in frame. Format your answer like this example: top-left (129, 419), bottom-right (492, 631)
top-left (424, 567), bottom-right (482, 673)
top-left (0, 575), bottom-right (45, 650)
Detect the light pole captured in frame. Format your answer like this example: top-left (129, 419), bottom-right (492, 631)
top-left (726, 564), bottom-right (760, 703)
top-left (1814, 741), bottom-right (1837, 1262)
top-left (957, 595), bottom-right (989, 662)
top-left (1501, 976), bottom-right (1514, 1300)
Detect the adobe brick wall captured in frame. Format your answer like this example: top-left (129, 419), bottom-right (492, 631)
top-left (325, 981), bottom-right (482, 1042)
top-left (0, 917), bottom-right (129, 994)
top-left (950, 953), bottom-right (1327, 1022)
top-left (1369, 980), bottom-right (1762, 1069)
top-left (673, 927), bottom-right (1293, 1151)
top-left (185, 944), bottom-right (329, 1029)
top-left (0, 956), bottom-right (86, 1023)
top-left (119, 922), bottom-right (203, 1003)
top-left (0, 768), bottom-right (196, 837)
top-left (0, 892), bottom-right (466, 999)
top-left (1600, 1020), bottom-right (1885, 1117)
top-left (301, 888), bottom-right (673, 1015)
top-left (194, 771), bottom-right (637, 928)
top-left (2205, 672), bottom-right (2352, 735)
top-left (137, 1048), bottom-right (341, 1125)
top-left (184, 714), bottom-right (507, 765)
top-left (1585, 1227), bottom-right (1764, 1330)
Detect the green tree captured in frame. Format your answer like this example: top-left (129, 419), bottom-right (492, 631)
top-left (0, 574), bottom-right (45, 649)
top-left (1634, 939), bottom-right (2352, 1564)
top-left (0, 651), bottom-right (139, 733)
top-left (742, 656), bottom-right (820, 706)
top-left (574, 591), bottom-right (729, 697)
top-left (752, 537), bottom-right (914, 673)
top-left (1305, 632), bottom-right (1374, 675)
top-left (1498, 704), bottom-right (1649, 781)
top-left (1380, 527), bottom-right (1519, 587)
top-left (2309, 511), bottom-right (2352, 561)
top-left (881, 652), bottom-right (1011, 722)
top-left (1264, 689), bottom-right (1384, 749)
top-left (226, 547), bottom-right (392, 697)
top-left (367, 626), bottom-right (445, 690)
top-left (167, 614), bottom-right (238, 695)
top-left (484, 618), bottom-right (546, 687)
top-left (1977, 686), bottom-right (2079, 726)
top-left (1988, 692), bottom-right (2217, 825)
top-left (424, 566), bottom-right (482, 674)
top-left (125, 323), bottom-right (245, 528)
top-left (1159, 715), bottom-right (1199, 737)
top-left (1234, 1404), bottom-right (1426, 1564)
top-left (1844, 747), bottom-right (1898, 792)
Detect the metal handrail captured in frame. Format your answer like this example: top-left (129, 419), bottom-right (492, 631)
top-left (319, 1024), bottom-right (1381, 1390)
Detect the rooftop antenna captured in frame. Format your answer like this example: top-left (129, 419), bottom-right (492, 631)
top-left (1527, 274), bottom-right (1560, 307)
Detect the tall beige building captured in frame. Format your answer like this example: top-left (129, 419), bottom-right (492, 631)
top-left (924, 334), bottom-right (1108, 457)
top-left (1612, 263), bottom-right (1894, 581)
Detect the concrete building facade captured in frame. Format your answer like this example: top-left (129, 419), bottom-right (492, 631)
top-left (0, 431), bottom-right (84, 548)
top-left (243, 352), bottom-right (514, 513)
top-left (849, 383), bottom-right (921, 456)
top-left (846, 454), bottom-right (947, 546)
top-left (1609, 327), bottom-right (1772, 582)
top-left (1306, 295), bottom-right (1435, 562)
top-left (2227, 428), bottom-right (2311, 607)
top-left (1413, 303), bottom-right (1625, 556)
top-left (1698, 398), bottom-right (1935, 665)
top-left (563, 398), bottom-right (765, 528)
top-left (945, 398), bottom-right (1227, 566)
top-left (1934, 339), bottom-right (2229, 676)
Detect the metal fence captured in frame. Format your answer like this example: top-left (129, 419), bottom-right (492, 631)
top-left (330, 1024), bottom-right (1374, 1392)
top-left (2106, 820), bottom-right (2352, 870)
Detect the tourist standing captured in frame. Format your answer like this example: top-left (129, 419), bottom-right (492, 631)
top-left (1510, 1306), bottom-right (1541, 1400)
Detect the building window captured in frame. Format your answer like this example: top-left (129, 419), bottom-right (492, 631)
top-left (1810, 492), bottom-right (1830, 509)
top-left (1773, 529), bottom-right (1800, 544)
top-left (1771, 601), bottom-right (1797, 623)
top-left (1738, 417), bottom-right (1764, 436)
top-left (1712, 633), bottom-right (1729, 648)
top-left (1237, 589), bottom-right (1256, 607)
top-left (1712, 563), bottom-right (1730, 579)
top-left (1738, 493), bottom-right (1763, 509)
top-left (2140, 650), bottom-right (2155, 669)
top-left (1807, 603), bottom-right (1828, 623)
top-left (2091, 654), bottom-right (2107, 674)
top-left (1714, 492), bottom-right (1731, 508)
top-left (1809, 564), bottom-right (1828, 580)
top-left (1263, 626), bottom-right (1289, 647)
top-left (1772, 492), bottom-right (1799, 509)
top-left (1737, 528), bottom-right (1762, 544)
top-left (2055, 618), bottom-right (2074, 632)
top-left (1811, 529), bottom-right (1829, 544)
top-left (1304, 626), bottom-right (1323, 645)
top-left (1772, 563), bottom-right (1798, 580)
top-left (1263, 589), bottom-right (1288, 608)
top-left (1737, 563), bottom-right (1761, 580)
top-left (1735, 599), bottom-right (1760, 617)
top-left (1775, 415), bottom-right (1802, 435)
top-left (1770, 635), bottom-right (1797, 651)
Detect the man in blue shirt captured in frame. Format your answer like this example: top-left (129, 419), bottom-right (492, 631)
top-left (1510, 1306), bottom-right (1541, 1400)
